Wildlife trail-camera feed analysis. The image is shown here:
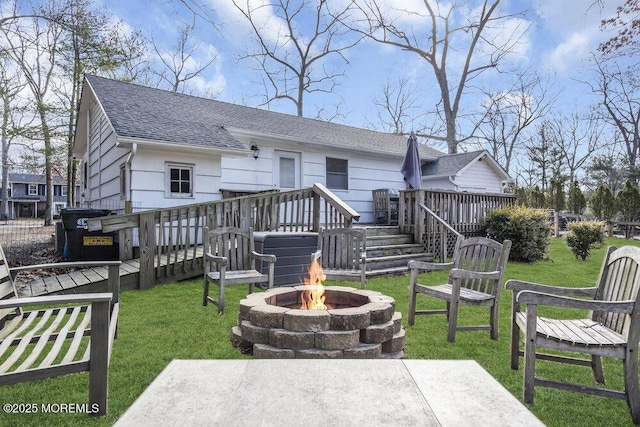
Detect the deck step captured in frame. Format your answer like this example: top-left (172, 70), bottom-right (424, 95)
top-left (367, 234), bottom-right (414, 246)
top-left (367, 253), bottom-right (433, 271)
top-left (367, 243), bottom-right (424, 258)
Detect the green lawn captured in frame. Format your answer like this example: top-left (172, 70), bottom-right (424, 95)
top-left (2, 237), bottom-right (640, 426)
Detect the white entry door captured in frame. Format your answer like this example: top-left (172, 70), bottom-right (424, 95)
top-left (274, 150), bottom-right (301, 190)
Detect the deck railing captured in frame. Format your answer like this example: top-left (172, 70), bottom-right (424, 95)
top-left (87, 183), bottom-right (359, 289)
top-left (399, 189), bottom-right (517, 261)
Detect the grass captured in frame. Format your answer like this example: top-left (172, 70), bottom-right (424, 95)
top-left (2, 236), bottom-right (640, 426)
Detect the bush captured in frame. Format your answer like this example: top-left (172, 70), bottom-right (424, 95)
top-left (566, 221), bottom-right (605, 261)
top-left (485, 205), bottom-right (551, 262)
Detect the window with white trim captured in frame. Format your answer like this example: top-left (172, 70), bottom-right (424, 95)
top-left (28, 183), bottom-right (37, 196)
top-left (166, 163), bottom-right (194, 198)
top-left (326, 158), bottom-right (348, 190)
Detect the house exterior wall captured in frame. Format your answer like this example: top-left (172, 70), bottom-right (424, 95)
top-left (82, 101), bottom-right (129, 211)
top-left (221, 144), bottom-right (406, 223)
top-left (421, 177), bottom-right (456, 191)
top-left (455, 159), bottom-right (505, 193)
top-left (130, 148), bottom-right (222, 210)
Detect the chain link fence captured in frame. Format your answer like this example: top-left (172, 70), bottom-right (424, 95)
top-left (0, 219), bottom-right (60, 266)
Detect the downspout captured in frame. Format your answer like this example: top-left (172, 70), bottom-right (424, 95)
top-left (125, 143), bottom-right (137, 213)
top-left (448, 176), bottom-right (459, 191)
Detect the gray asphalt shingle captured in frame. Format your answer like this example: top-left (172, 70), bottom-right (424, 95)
top-left (85, 75), bottom-right (444, 159)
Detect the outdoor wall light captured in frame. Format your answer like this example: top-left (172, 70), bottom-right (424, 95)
top-left (250, 144), bottom-right (260, 159)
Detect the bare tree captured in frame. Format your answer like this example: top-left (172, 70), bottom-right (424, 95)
top-left (344, 0), bottom-right (530, 153)
top-left (479, 71), bottom-right (555, 174)
top-left (0, 55), bottom-right (30, 220)
top-left (550, 110), bottom-right (606, 183)
top-left (232, 0), bottom-right (361, 117)
top-left (586, 57), bottom-right (640, 182)
top-left (370, 77), bottom-right (423, 134)
top-left (150, 20), bottom-right (220, 96)
top-left (2, 4), bottom-right (67, 225)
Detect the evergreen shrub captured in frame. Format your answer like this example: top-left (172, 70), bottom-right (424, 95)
top-left (485, 205), bottom-right (551, 262)
top-left (566, 221), bottom-right (605, 261)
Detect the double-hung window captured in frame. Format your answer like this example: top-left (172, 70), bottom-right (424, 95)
top-left (326, 158), bottom-right (348, 190)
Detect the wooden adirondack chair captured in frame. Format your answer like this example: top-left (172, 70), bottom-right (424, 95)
top-left (408, 236), bottom-right (512, 342)
top-left (202, 226), bottom-right (276, 313)
top-left (506, 245), bottom-right (640, 424)
top-left (0, 245), bottom-right (120, 416)
top-left (313, 227), bottom-right (367, 289)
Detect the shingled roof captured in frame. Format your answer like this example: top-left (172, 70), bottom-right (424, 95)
top-left (83, 75), bottom-right (443, 159)
top-left (422, 150), bottom-right (486, 176)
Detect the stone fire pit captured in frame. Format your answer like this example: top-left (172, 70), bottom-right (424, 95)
top-left (231, 285), bottom-right (405, 359)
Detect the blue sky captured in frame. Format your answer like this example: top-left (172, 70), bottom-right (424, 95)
top-left (100, 0), bottom-right (619, 144)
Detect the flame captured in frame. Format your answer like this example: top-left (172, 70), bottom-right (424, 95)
top-left (301, 257), bottom-right (327, 310)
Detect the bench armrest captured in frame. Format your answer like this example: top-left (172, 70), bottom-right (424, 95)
top-left (252, 251), bottom-right (277, 264)
top-left (516, 290), bottom-right (635, 314)
top-left (205, 252), bottom-right (228, 266)
top-left (0, 293), bottom-right (113, 309)
top-left (506, 279), bottom-right (598, 298)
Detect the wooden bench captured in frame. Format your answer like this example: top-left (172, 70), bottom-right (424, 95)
top-left (203, 227), bottom-right (276, 313)
top-left (408, 236), bottom-right (511, 342)
top-left (506, 245), bottom-right (640, 424)
top-left (0, 246), bottom-right (120, 416)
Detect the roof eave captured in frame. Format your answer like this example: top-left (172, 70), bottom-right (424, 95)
top-left (225, 126), bottom-right (439, 161)
top-left (116, 137), bottom-right (250, 157)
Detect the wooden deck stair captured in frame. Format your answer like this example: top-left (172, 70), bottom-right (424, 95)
top-left (360, 225), bottom-right (433, 276)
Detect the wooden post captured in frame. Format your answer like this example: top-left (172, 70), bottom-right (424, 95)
top-left (138, 211), bottom-right (156, 290)
top-left (312, 192), bottom-right (320, 232)
top-left (89, 298), bottom-right (110, 416)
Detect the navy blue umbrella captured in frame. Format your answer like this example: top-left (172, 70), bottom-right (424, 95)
top-left (400, 131), bottom-right (422, 189)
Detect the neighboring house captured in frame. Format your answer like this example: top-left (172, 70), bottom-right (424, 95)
top-left (421, 150), bottom-right (511, 194)
top-left (73, 75), bottom-right (511, 223)
top-left (0, 173), bottom-right (69, 219)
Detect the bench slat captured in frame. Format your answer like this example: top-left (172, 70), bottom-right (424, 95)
top-left (40, 306), bottom-right (85, 367)
top-left (62, 307), bottom-right (92, 364)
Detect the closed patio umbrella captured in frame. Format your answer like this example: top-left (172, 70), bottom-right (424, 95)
top-left (400, 131), bottom-right (422, 189)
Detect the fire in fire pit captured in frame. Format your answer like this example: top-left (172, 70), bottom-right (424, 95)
top-left (301, 258), bottom-right (326, 310)
top-left (231, 259), bottom-right (405, 359)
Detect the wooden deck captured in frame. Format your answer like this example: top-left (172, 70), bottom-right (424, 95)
top-left (16, 248), bottom-right (205, 298)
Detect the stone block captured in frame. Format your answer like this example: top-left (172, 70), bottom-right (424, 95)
top-left (269, 329), bottom-right (315, 350)
top-left (250, 304), bottom-right (290, 328)
top-left (328, 307), bottom-right (371, 330)
top-left (295, 348), bottom-right (343, 359)
top-left (343, 343), bottom-right (381, 359)
top-left (368, 294), bottom-right (396, 310)
top-left (360, 320), bottom-right (395, 344)
top-left (283, 309), bottom-right (331, 332)
top-left (315, 329), bottom-right (360, 350)
top-left (360, 302), bottom-right (394, 324)
top-left (324, 286), bottom-right (356, 307)
top-left (253, 343), bottom-right (295, 359)
top-left (239, 298), bottom-right (267, 321)
top-left (391, 311), bottom-right (403, 334)
top-left (382, 328), bottom-right (406, 353)
top-left (240, 320), bottom-right (270, 344)
top-left (266, 288), bottom-right (300, 307)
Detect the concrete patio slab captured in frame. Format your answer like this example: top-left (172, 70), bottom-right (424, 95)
top-left (115, 359), bottom-right (543, 427)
